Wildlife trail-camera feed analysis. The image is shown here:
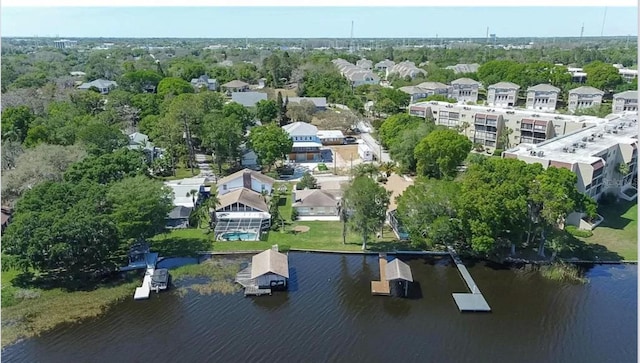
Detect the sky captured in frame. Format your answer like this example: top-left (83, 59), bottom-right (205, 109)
top-left (1, 7), bottom-right (637, 38)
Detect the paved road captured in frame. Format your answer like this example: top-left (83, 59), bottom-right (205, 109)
top-left (358, 121), bottom-right (391, 163)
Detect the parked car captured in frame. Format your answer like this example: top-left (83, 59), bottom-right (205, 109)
top-left (344, 136), bottom-right (357, 144)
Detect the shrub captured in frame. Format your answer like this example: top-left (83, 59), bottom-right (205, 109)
top-left (565, 225), bottom-right (593, 238)
top-left (492, 148), bottom-right (504, 157)
top-left (541, 262), bottom-right (588, 284)
top-left (317, 163), bottom-right (328, 171)
top-left (290, 208), bottom-right (298, 221)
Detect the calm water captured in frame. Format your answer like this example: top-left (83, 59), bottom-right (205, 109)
top-left (2, 253), bottom-right (637, 363)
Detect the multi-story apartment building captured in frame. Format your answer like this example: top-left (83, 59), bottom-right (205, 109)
top-left (387, 61), bottom-right (426, 80)
top-left (415, 82), bottom-right (450, 97)
top-left (487, 82), bottom-right (520, 107)
top-left (612, 91), bottom-right (638, 113)
top-left (450, 78), bottom-right (481, 104)
top-left (53, 39), bottom-right (77, 49)
top-left (332, 58), bottom-right (380, 88)
top-left (408, 101), bottom-right (603, 152)
top-left (356, 59), bottom-right (373, 70)
top-left (526, 84), bottom-right (560, 111)
top-left (618, 68), bottom-right (638, 82)
top-left (374, 59), bottom-right (395, 72)
top-left (398, 86), bottom-right (430, 103)
top-left (445, 63), bottom-right (480, 74)
top-left (502, 113), bottom-right (637, 227)
top-left (567, 86), bottom-right (604, 112)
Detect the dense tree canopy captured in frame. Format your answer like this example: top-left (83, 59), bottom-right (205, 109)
top-left (343, 176), bottom-right (390, 250)
top-left (414, 128), bottom-right (472, 179)
top-left (583, 61), bottom-right (624, 91)
top-left (157, 77), bottom-right (194, 98)
top-left (248, 123), bottom-right (293, 171)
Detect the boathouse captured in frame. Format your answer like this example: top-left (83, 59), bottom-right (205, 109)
top-left (385, 258), bottom-right (414, 297)
top-left (236, 246), bottom-right (290, 296)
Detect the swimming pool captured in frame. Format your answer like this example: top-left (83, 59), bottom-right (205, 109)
top-left (219, 231), bottom-right (259, 241)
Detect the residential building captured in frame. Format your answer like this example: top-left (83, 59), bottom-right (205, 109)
top-left (317, 130), bottom-right (345, 145)
top-left (612, 91), bottom-right (638, 113)
top-left (567, 67), bottom-right (587, 83)
top-left (231, 92), bottom-right (268, 107)
top-left (164, 177), bottom-right (206, 209)
top-left (70, 71), bottom-right (86, 77)
top-left (77, 79), bottom-right (118, 94)
top-left (526, 84), bottom-right (560, 111)
top-left (568, 86), bottom-right (604, 112)
top-left (408, 100), bottom-right (605, 152)
top-left (618, 68), bottom-right (638, 82)
top-left (415, 82), bottom-right (451, 97)
top-left (450, 78), bottom-right (481, 104)
top-left (356, 59), bottom-right (373, 70)
top-left (292, 189), bottom-right (340, 220)
top-left (221, 80), bottom-right (250, 94)
top-left (374, 59), bottom-right (395, 72)
top-left (287, 97), bottom-right (328, 111)
top-left (190, 75), bottom-right (218, 91)
top-left (241, 149), bottom-right (259, 168)
top-left (53, 39), bottom-right (77, 49)
top-left (332, 59), bottom-right (380, 87)
top-left (446, 63), bottom-right (480, 74)
top-left (502, 113), bottom-right (637, 228)
top-left (166, 206), bottom-right (192, 229)
top-left (398, 86), bottom-right (430, 103)
top-left (282, 122), bottom-right (323, 162)
top-left (358, 141), bottom-right (374, 161)
top-left (214, 188), bottom-right (271, 240)
top-left (216, 168), bottom-right (275, 196)
top-left (487, 82), bottom-right (520, 107)
top-left (387, 61), bottom-right (426, 80)
top-left (248, 249), bottom-right (289, 289)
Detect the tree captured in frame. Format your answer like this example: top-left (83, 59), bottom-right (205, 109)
top-left (248, 123), bottom-right (293, 171)
top-left (389, 123), bottom-right (434, 174)
top-left (583, 61), bottom-right (623, 91)
top-left (164, 93), bottom-right (204, 172)
top-left (107, 176), bottom-right (174, 242)
top-left (3, 181), bottom-right (121, 278)
top-left (1, 106), bottom-right (35, 143)
top-left (379, 161), bottom-right (396, 178)
top-left (276, 91), bottom-right (290, 126)
top-left (76, 121), bottom-right (130, 156)
top-left (378, 113), bottom-right (424, 149)
top-left (119, 70), bottom-right (163, 93)
top-left (296, 172), bottom-right (318, 190)
top-left (201, 113), bottom-right (244, 174)
top-left (372, 88), bottom-right (411, 115)
top-left (222, 102), bottom-right (254, 131)
top-left (422, 94), bottom-right (458, 103)
top-left (414, 128), bottom-right (472, 179)
top-left (573, 103), bottom-right (613, 118)
top-left (352, 163), bottom-right (379, 178)
top-left (70, 90), bottom-right (104, 116)
top-left (1, 141), bottom-right (23, 170)
top-left (64, 148), bottom-right (147, 185)
top-left (343, 176), bottom-right (390, 250)
top-left (255, 99), bottom-right (279, 123)
top-left (157, 77), bottom-right (194, 99)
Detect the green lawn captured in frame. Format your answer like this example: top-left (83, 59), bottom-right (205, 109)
top-left (157, 164), bottom-right (200, 181)
top-left (583, 201), bottom-right (637, 261)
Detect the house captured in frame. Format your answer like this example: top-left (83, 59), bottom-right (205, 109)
top-left (241, 149), bottom-right (259, 168)
top-left (618, 68), bottom-right (638, 82)
top-left (374, 59), bottom-right (395, 72)
top-left (216, 168), bottom-right (275, 196)
top-left (398, 86), bottom-right (430, 103)
top-left (612, 91), bottom-right (638, 113)
top-left (190, 75), bottom-right (218, 91)
top-left (282, 122), bottom-right (323, 162)
top-left (164, 177), bottom-right (206, 209)
top-left (127, 132), bottom-right (163, 162)
top-left (415, 82), bottom-right (451, 97)
top-left (450, 78), bottom-right (481, 104)
top-left (77, 79), bottom-right (118, 94)
top-left (287, 97), bottom-right (328, 111)
top-left (221, 80), bottom-right (250, 94)
top-left (568, 86), bottom-right (604, 112)
top-left (332, 59), bottom-right (381, 87)
top-left (70, 71), bottom-right (86, 77)
top-left (317, 130), bottom-right (345, 145)
top-left (446, 63), bottom-right (480, 74)
top-left (250, 249), bottom-right (289, 289)
top-left (356, 59), bottom-right (373, 70)
top-left (292, 189), bottom-right (340, 220)
top-left (166, 206), bottom-right (192, 229)
top-left (1, 207), bottom-right (12, 235)
top-left (387, 61), bottom-right (426, 80)
top-left (54, 39), bottom-right (77, 49)
top-left (526, 84), bottom-right (560, 111)
top-left (487, 82), bottom-right (520, 107)
top-left (213, 187), bottom-right (271, 240)
top-left (385, 258), bottom-right (414, 297)
top-left (231, 92), bottom-right (267, 107)
top-left (567, 67), bottom-right (587, 83)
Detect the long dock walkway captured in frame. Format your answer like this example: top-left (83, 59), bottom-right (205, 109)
top-left (448, 246), bottom-right (491, 312)
top-left (371, 253), bottom-right (391, 295)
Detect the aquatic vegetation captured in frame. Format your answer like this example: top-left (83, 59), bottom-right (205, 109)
top-left (541, 262), bottom-right (588, 284)
top-left (173, 259), bottom-right (243, 296)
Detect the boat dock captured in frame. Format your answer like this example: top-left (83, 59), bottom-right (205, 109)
top-left (371, 253), bottom-right (391, 296)
top-left (235, 264), bottom-right (272, 296)
top-left (448, 246), bottom-right (491, 312)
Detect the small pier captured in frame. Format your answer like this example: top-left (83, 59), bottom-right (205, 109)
top-left (235, 246), bottom-right (288, 297)
top-left (371, 253), bottom-right (391, 296)
top-left (235, 264), bottom-right (272, 296)
top-left (448, 246), bottom-right (491, 312)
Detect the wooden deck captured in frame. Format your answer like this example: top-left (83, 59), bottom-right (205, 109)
top-left (371, 253), bottom-right (391, 296)
top-left (447, 246), bottom-right (491, 312)
top-left (244, 286), bottom-right (272, 296)
top-left (236, 264), bottom-right (273, 296)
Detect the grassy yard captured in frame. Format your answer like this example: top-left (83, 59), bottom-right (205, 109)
top-left (581, 201), bottom-right (637, 261)
top-left (156, 164), bottom-right (200, 181)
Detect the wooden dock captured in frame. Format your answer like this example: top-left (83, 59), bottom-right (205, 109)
top-left (235, 264), bottom-right (272, 296)
top-left (244, 286), bottom-right (272, 296)
top-left (371, 253), bottom-right (391, 296)
top-left (447, 246), bottom-right (491, 312)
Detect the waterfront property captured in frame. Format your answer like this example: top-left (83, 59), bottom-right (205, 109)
top-left (214, 187), bottom-right (271, 241)
top-left (283, 122), bottom-right (323, 162)
top-left (164, 177), bottom-right (206, 209)
top-left (235, 247), bottom-right (289, 296)
top-left (371, 253), bottom-right (391, 295)
top-left (448, 246), bottom-right (491, 312)
top-left (292, 189), bottom-right (341, 220)
top-left (216, 168), bottom-right (275, 196)
top-left (526, 84), bottom-right (560, 111)
top-left (384, 258), bottom-right (414, 297)
top-left (568, 86), bottom-right (604, 113)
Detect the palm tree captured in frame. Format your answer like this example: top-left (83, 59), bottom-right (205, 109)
top-left (352, 163), bottom-right (379, 178)
top-left (378, 161), bottom-right (396, 178)
top-left (188, 189), bottom-right (198, 207)
top-left (203, 190), bottom-right (220, 229)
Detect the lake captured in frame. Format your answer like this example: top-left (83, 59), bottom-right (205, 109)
top-left (2, 253), bottom-right (637, 363)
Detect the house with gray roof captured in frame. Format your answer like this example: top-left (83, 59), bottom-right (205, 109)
top-left (166, 206), bottom-right (193, 229)
top-left (526, 84), bottom-right (561, 111)
top-left (77, 79), bottom-right (118, 94)
top-left (446, 63), bottom-right (480, 74)
top-left (399, 86), bottom-right (430, 103)
top-left (231, 92), bottom-right (268, 107)
top-left (222, 80), bottom-right (250, 94)
top-left (416, 82), bottom-right (451, 97)
top-left (450, 78), bottom-right (481, 104)
top-left (282, 122), bottom-right (322, 162)
top-left (568, 86), bottom-right (604, 112)
top-left (127, 132), bottom-right (163, 162)
top-left (292, 189), bottom-right (340, 220)
top-left (191, 75), bottom-right (218, 91)
top-left (487, 82), bottom-right (520, 107)
top-left (612, 90), bottom-right (638, 113)
top-left (287, 97), bottom-right (328, 110)
top-left (356, 59), bottom-right (373, 70)
top-left (374, 59), bottom-right (395, 72)
top-left (387, 61), bottom-right (426, 80)
top-left (332, 58), bottom-right (380, 87)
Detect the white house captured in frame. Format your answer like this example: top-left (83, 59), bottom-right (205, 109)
top-left (164, 177), bottom-right (206, 209)
top-left (77, 79), bottom-right (118, 94)
top-left (526, 84), bottom-right (560, 111)
top-left (216, 169), bottom-right (275, 196)
top-left (450, 78), bottom-right (481, 104)
top-left (358, 141), bottom-right (373, 161)
top-left (283, 122), bottom-right (323, 162)
top-left (190, 75), bottom-right (218, 91)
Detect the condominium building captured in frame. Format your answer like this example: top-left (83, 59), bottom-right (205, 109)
top-left (445, 63), bottom-right (480, 74)
top-left (53, 39), bottom-right (77, 49)
top-left (415, 82), bottom-right (450, 97)
top-left (450, 78), bottom-right (481, 104)
top-left (612, 91), bottom-right (638, 113)
top-left (387, 61), bottom-right (426, 80)
top-left (332, 58), bottom-right (380, 87)
top-left (487, 82), bottom-right (520, 107)
top-left (567, 86), bottom-right (604, 112)
top-left (526, 84), bottom-right (560, 111)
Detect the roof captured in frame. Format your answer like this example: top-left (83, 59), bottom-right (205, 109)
top-left (222, 80), bottom-right (249, 88)
top-left (613, 90), bottom-right (638, 99)
top-left (251, 249), bottom-right (289, 279)
top-left (217, 187), bottom-right (269, 212)
top-left (399, 86), bottom-right (428, 95)
top-left (446, 63), bottom-right (480, 74)
top-left (287, 97), bottom-right (327, 108)
top-left (283, 122), bottom-right (318, 136)
top-left (216, 168), bottom-right (275, 187)
top-left (416, 82), bottom-right (449, 90)
top-left (77, 79), bottom-right (117, 89)
top-left (292, 141), bottom-right (323, 148)
top-left (384, 259), bottom-right (413, 282)
top-left (129, 132), bottom-right (149, 145)
top-left (569, 86), bottom-right (604, 95)
top-left (317, 130), bottom-right (345, 139)
top-left (451, 78), bottom-right (481, 86)
top-left (231, 92), bottom-right (267, 107)
top-left (489, 82), bottom-right (520, 90)
top-left (527, 84), bottom-right (560, 93)
top-left (167, 206), bottom-right (193, 219)
top-left (292, 189), bottom-right (339, 208)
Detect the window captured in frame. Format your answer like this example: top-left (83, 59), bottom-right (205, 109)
top-left (223, 184), bottom-right (227, 190)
